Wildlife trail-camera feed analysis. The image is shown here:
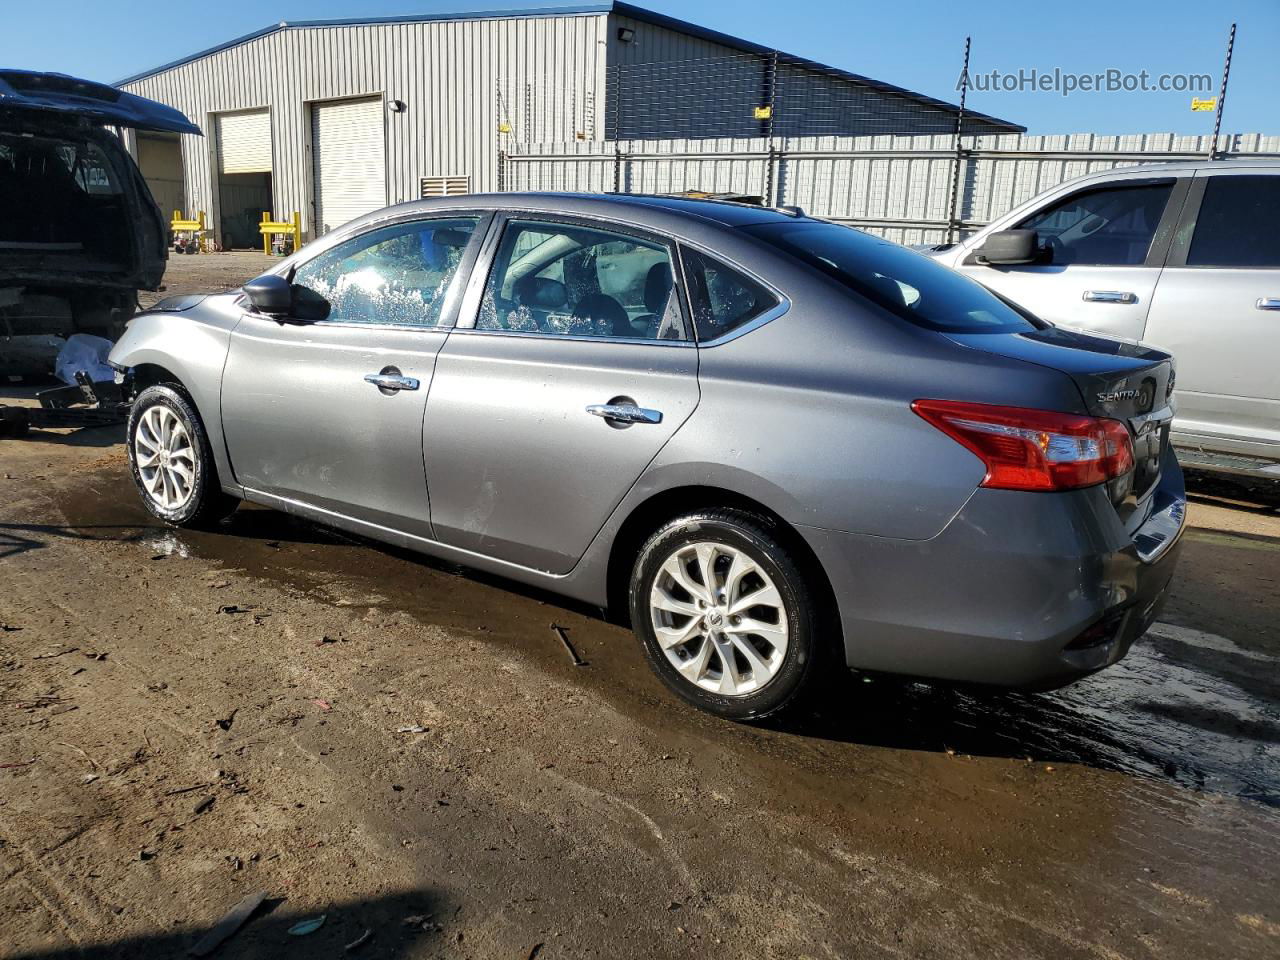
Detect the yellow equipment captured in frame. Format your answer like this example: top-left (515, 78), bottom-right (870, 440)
top-left (259, 211), bottom-right (302, 256)
top-left (170, 210), bottom-right (211, 254)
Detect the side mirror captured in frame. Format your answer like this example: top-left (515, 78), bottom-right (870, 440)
top-left (977, 229), bottom-right (1041, 266)
top-left (242, 274), bottom-right (293, 316)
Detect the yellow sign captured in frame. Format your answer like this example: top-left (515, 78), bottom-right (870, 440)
top-left (753, 105), bottom-right (772, 120)
top-left (1191, 97), bottom-right (1217, 112)
top-left (497, 121), bottom-right (512, 133)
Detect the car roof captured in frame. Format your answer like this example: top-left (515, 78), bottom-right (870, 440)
top-left (1066, 157), bottom-right (1280, 183)
top-left (379, 192), bottom-right (810, 229)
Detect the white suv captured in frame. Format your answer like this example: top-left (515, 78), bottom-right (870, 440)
top-left (928, 160), bottom-right (1280, 480)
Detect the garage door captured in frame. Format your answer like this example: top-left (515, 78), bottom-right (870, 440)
top-left (311, 97), bottom-right (386, 234)
top-left (217, 109), bottom-right (272, 174)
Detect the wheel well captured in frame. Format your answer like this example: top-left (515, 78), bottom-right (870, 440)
top-left (129, 363), bottom-right (183, 396)
top-left (605, 486), bottom-right (843, 648)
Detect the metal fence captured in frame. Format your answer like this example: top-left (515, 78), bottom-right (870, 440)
top-left (503, 132), bottom-right (1280, 245)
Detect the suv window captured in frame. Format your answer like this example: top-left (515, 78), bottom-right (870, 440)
top-left (1187, 175), bottom-right (1280, 268)
top-left (744, 220), bottom-right (1037, 333)
top-left (1016, 182), bottom-right (1173, 266)
top-left (681, 249), bottom-right (779, 341)
top-left (477, 220), bottom-right (686, 340)
top-left (292, 217), bottom-right (479, 326)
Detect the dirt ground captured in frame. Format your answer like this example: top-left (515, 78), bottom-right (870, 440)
top-left (1, 253), bottom-right (1278, 960)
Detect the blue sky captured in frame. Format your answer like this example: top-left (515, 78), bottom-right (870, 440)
top-left (2, 0), bottom-right (1275, 135)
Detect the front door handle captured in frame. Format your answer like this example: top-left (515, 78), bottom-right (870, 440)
top-left (364, 370), bottom-right (420, 392)
top-left (1083, 290), bottom-right (1138, 304)
top-left (1256, 297), bottom-right (1280, 311)
top-left (587, 403), bottom-right (663, 425)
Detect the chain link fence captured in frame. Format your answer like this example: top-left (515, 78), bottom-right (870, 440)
top-left (498, 47), bottom-right (1278, 244)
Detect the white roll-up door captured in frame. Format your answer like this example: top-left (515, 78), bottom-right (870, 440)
top-left (216, 109), bottom-right (272, 174)
top-left (311, 97), bottom-right (387, 234)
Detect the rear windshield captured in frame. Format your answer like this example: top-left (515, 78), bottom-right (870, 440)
top-left (743, 221), bottom-right (1039, 333)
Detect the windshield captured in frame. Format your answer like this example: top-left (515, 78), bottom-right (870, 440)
top-left (743, 221), bottom-right (1040, 333)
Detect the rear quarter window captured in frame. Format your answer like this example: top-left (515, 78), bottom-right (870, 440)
top-left (743, 221), bottom-right (1039, 333)
top-left (681, 248), bottom-right (779, 341)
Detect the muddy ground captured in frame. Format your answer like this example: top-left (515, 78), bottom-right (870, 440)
top-left (1, 253), bottom-right (1277, 960)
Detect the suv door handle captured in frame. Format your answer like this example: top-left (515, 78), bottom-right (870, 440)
top-left (1083, 290), bottom-right (1137, 304)
top-left (1257, 298), bottom-right (1280, 311)
top-left (364, 372), bottom-right (420, 392)
top-left (586, 403), bottom-right (663, 425)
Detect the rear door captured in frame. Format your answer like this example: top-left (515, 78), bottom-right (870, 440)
top-left (220, 214), bottom-right (486, 535)
top-left (1144, 169), bottom-right (1280, 461)
top-left (956, 177), bottom-right (1186, 341)
top-left (423, 215), bottom-right (699, 574)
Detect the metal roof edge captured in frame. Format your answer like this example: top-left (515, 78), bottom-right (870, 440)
top-left (114, 3), bottom-right (615, 87)
top-left (611, 2), bottom-right (1025, 133)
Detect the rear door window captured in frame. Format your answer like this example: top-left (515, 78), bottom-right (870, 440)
top-left (476, 219), bottom-right (687, 340)
top-left (681, 249), bottom-right (780, 341)
top-left (1186, 175), bottom-right (1280, 267)
top-left (1016, 182), bottom-right (1173, 266)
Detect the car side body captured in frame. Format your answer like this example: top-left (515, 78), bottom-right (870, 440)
top-left (110, 193), bottom-right (1186, 708)
top-left (926, 159), bottom-right (1280, 481)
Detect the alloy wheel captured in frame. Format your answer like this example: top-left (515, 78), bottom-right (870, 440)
top-left (649, 541), bottom-right (789, 696)
top-left (133, 404), bottom-right (196, 511)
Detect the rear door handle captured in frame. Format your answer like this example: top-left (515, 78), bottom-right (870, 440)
top-left (364, 372), bottom-right (420, 392)
top-left (1083, 290), bottom-right (1138, 304)
top-left (586, 403), bottom-right (663, 425)
top-left (1257, 297), bottom-right (1280, 311)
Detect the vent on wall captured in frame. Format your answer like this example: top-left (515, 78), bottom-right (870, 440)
top-left (421, 175), bottom-right (470, 197)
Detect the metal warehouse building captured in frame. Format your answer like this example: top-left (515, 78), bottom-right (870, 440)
top-left (118, 1), bottom-right (1021, 246)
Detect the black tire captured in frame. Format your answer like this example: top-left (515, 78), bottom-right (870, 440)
top-left (127, 384), bottom-right (239, 528)
top-left (629, 508), bottom-right (824, 721)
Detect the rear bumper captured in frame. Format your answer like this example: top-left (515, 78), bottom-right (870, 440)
top-left (800, 450), bottom-right (1186, 689)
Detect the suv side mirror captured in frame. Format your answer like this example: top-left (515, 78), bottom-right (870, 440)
top-left (977, 229), bottom-right (1041, 266)
top-left (243, 274), bottom-right (293, 316)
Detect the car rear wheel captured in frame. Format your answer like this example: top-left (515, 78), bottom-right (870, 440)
top-left (629, 508), bottom-right (822, 720)
top-left (127, 384), bottom-right (238, 528)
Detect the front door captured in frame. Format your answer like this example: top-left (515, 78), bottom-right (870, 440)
top-left (424, 216), bottom-right (699, 574)
top-left (221, 215), bottom-right (485, 536)
top-left (957, 178), bottom-right (1181, 341)
top-left (1145, 171), bottom-right (1280, 456)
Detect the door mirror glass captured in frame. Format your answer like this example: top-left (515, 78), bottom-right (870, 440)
top-left (243, 274), bottom-right (293, 315)
top-left (977, 229), bottom-right (1041, 266)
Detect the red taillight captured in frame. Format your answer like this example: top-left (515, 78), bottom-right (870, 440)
top-left (912, 399), bottom-right (1135, 492)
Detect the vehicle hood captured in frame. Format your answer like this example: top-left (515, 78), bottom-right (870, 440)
top-left (0, 69), bottom-right (200, 134)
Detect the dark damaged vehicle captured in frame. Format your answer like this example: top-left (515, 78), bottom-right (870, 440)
top-left (0, 69), bottom-right (198, 374)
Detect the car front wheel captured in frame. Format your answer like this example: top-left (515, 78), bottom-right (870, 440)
top-left (629, 508), bottom-right (823, 720)
top-left (127, 384), bottom-right (238, 528)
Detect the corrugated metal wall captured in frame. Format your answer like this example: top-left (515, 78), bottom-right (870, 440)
top-left (604, 13), bottom-right (1013, 140)
top-left (506, 132), bottom-right (1280, 245)
top-left (121, 12), bottom-right (609, 237)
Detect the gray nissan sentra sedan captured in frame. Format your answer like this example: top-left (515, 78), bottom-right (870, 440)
top-left (108, 194), bottom-right (1186, 720)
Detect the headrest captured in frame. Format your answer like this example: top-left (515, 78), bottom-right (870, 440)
top-left (514, 274), bottom-right (568, 310)
top-left (644, 262), bottom-right (673, 312)
top-left (432, 228), bottom-right (471, 249)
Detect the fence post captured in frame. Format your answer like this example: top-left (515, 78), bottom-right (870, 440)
top-left (945, 36), bottom-right (972, 244)
top-left (612, 64), bottom-right (623, 193)
top-left (1208, 23), bottom-right (1236, 161)
top-left (763, 50), bottom-right (779, 206)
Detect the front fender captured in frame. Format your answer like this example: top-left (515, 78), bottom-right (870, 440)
top-left (109, 306), bottom-right (242, 496)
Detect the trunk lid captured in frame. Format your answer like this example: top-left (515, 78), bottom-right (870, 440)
top-left (944, 326), bottom-right (1175, 518)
